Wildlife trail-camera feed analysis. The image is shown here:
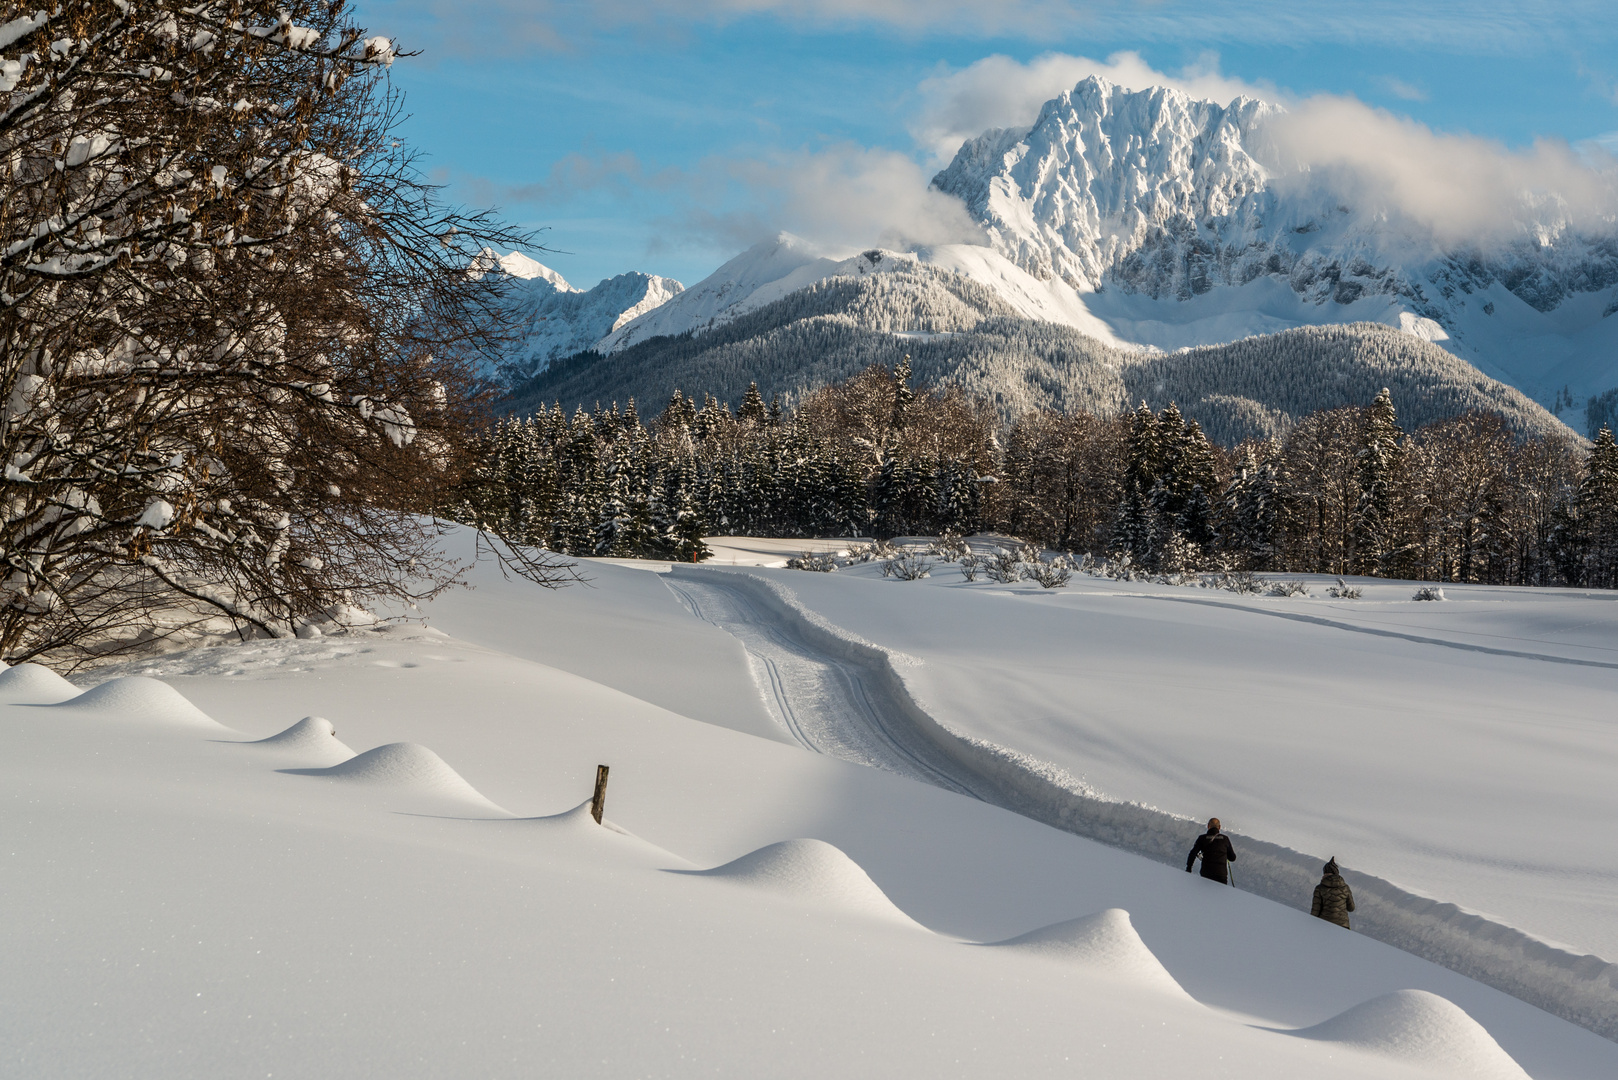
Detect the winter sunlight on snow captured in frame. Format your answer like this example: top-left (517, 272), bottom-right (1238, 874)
top-left (7, 2), bottom-right (1618, 1077)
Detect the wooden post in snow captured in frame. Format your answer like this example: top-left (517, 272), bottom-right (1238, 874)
top-left (590, 764), bottom-right (610, 824)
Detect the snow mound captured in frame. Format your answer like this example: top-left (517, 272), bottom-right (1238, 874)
top-left (985, 908), bottom-right (1190, 998)
top-left (1291, 989), bottom-right (1530, 1079)
top-left (246, 716), bottom-right (355, 765)
top-left (0, 663), bottom-right (81, 704)
top-left (50, 676), bottom-right (226, 728)
top-left (287, 742), bottom-right (509, 814)
top-left (695, 839), bottom-right (920, 927)
top-left (517, 799), bottom-right (620, 831)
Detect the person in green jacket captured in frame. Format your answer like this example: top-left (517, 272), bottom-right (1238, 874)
top-left (1311, 857), bottom-right (1355, 929)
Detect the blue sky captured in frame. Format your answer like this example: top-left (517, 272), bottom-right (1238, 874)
top-left (366, 1), bottom-right (1618, 289)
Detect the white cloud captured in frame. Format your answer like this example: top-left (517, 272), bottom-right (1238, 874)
top-left (1266, 97), bottom-right (1618, 244)
top-left (488, 144), bottom-right (983, 256)
top-left (912, 51), bottom-right (1277, 165)
top-left (1375, 76), bottom-right (1428, 102)
top-left (721, 145), bottom-right (985, 250)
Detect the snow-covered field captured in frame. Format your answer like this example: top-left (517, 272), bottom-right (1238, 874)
top-left (4, 531), bottom-right (1617, 1078)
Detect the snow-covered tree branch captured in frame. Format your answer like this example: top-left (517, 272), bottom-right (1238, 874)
top-left (0, 0), bottom-right (572, 667)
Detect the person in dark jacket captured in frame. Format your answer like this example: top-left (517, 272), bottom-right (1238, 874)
top-left (1311, 857), bottom-right (1355, 928)
top-left (1185, 818), bottom-right (1237, 884)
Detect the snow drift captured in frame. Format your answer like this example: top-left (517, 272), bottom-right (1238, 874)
top-left (285, 742), bottom-right (510, 815)
top-left (692, 838), bottom-right (923, 927)
top-left (47, 676), bottom-right (229, 729)
top-left (246, 715), bottom-right (356, 766)
top-left (0, 662), bottom-right (81, 704)
top-left (985, 908), bottom-right (1190, 999)
top-left (1291, 989), bottom-right (1531, 1079)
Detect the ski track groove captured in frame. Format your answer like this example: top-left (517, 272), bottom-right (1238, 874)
top-left (664, 574), bottom-right (979, 796)
top-left (664, 566), bottom-right (1618, 1045)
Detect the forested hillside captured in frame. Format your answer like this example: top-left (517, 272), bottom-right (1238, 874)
top-left (459, 358), bottom-right (1618, 589)
top-left (507, 270), bottom-right (1569, 445)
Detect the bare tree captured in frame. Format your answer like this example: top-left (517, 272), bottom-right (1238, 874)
top-left (0, 1), bottom-right (570, 668)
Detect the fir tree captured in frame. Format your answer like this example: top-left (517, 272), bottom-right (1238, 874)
top-left (738, 382), bottom-right (770, 426)
top-left (1355, 387), bottom-right (1405, 574)
top-left (1578, 426), bottom-right (1618, 587)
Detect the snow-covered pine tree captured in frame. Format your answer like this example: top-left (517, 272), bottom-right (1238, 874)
top-left (1111, 403), bottom-right (1164, 560)
top-left (1220, 443), bottom-right (1281, 569)
top-left (1577, 426), bottom-right (1618, 587)
top-left (738, 382), bottom-right (770, 426)
top-left (1355, 387), bottom-right (1406, 575)
top-left (892, 355), bottom-right (915, 429)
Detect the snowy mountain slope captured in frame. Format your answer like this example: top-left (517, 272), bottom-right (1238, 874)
top-left (930, 76), bottom-right (1618, 413)
top-left (483, 252), bottom-right (683, 383)
top-left (596, 233), bottom-right (1126, 353)
top-left (512, 270), bottom-right (1569, 444)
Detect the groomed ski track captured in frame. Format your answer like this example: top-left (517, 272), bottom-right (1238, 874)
top-left (664, 565), bottom-right (1618, 1044)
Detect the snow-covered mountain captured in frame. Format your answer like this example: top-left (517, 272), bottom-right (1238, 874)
top-left (596, 234), bottom-right (1123, 353)
top-left (499, 77), bottom-right (1617, 430)
top-left (929, 77), bottom-right (1618, 415)
top-left (484, 252), bottom-right (683, 383)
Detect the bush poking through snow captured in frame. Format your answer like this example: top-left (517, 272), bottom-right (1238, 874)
top-left (1412, 586), bottom-right (1447, 601)
top-left (786, 552), bottom-right (838, 573)
top-left (1266, 579), bottom-right (1311, 598)
top-left (1026, 556), bottom-right (1073, 589)
top-left (844, 540), bottom-right (896, 564)
top-left (1208, 570), bottom-right (1265, 595)
top-left (1084, 553), bottom-right (1143, 582)
top-left (882, 553), bottom-right (933, 580)
top-left (985, 550), bottom-right (1025, 584)
top-left (1328, 577), bottom-right (1364, 599)
top-left (929, 531), bottom-right (970, 562)
top-left (959, 554), bottom-right (981, 582)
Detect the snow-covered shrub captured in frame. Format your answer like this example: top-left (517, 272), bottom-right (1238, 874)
top-left (929, 531), bottom-right (970, 562)
top-left (1026, 556), bottom-right (1072, 589)
top-left (1208, 571), bottom-right (1265, 595)
top-left (1082, 553), bottom-right (1143, 582)
top-left (844, 540), bottom-right (897, 564)
top-left (959, 554), bottom-right (981, 582)
top-left (882, 554), bottom-right (933, 580)
top-left (1265, 579), bottom-right (1310, 598)
top-left (1157, 532), bottom-right (1204, 576)
top-left (1412, 586), bottom-right (1446, 601)
top-left (985, 550), bottom-right (1025, 584)
top-left (786, 552), bottom-right (838, 573)
top-left (1327, 577), bottom-right (1363, 599)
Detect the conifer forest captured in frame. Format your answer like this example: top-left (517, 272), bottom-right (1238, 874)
top-left (457, 360), bottom-right (1618, 588)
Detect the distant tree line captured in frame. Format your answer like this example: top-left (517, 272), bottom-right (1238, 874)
top-left (455, 361), bottom-right (1618, 588)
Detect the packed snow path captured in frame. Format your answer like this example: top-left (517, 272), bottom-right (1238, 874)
top-left (664, 566), bottom-right (1618, 1045)
top-left (663, 571), bottom-right (985, 798)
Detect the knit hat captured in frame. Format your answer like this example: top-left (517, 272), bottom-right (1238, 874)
top-left (1324, 857), bottom-right (1339, 875)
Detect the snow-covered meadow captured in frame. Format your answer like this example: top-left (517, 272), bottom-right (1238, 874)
top-left (4, 530), bottom-right (1616, 1078)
